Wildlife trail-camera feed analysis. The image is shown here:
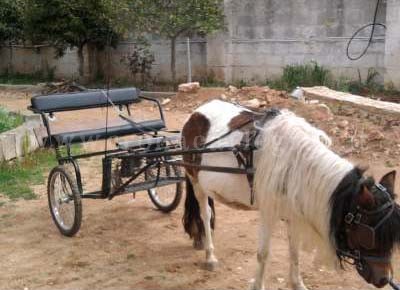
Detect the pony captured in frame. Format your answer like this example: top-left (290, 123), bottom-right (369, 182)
top-left (181, 99), bottom-right (400, 290)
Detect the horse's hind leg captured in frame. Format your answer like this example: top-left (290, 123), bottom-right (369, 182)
top-left (197, 189), bottom-right (218, 271)
top-left (288, 223), bottom-right (308, 290)
top-left (251, 216), bottom-right (273, 290)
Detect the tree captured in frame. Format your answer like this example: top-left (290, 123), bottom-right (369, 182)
top-left (24, 0), bottom-right (129, 80)
top-left (132, 0), bottom-right (225, 87)
top-left (0, 0), bottom-right (25, 73)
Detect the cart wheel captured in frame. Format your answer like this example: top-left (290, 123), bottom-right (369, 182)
top-left (146, 162), bottom-right (183, 213)
top-left (47, 165), bottom-right (82, 237)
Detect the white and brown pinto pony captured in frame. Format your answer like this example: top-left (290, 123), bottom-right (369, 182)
top-left (181, 100), bottom-right (400, 290)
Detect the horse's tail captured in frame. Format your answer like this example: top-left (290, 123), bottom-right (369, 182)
top-left (183, 175), bottom-right (215, 244)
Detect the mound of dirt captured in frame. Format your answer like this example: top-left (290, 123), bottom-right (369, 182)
top-left (163, 86), bottom-right (400, 166)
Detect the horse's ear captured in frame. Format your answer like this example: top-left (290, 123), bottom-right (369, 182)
top-left (358, 186), bottom-right (376, 209)
top-left (380, 170), bottom-right (396, 194)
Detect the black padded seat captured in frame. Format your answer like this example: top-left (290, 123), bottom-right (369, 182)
top-left (47, 119), bottom-right (165, 146)
top-left (30, 88), bottom-right (140, 113)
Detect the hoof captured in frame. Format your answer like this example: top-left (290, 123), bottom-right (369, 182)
top-left (193, 239), bottom-right (204, 250)
top-left (204, 260), bottom-right (218, 271)
top-left (249, 280), bottom-right (265, 290)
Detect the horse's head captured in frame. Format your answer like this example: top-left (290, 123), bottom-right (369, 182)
top-left (332, 169), bottom-right (400, 288)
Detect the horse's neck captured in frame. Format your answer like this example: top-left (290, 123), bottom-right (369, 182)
top-left (255, 116), bottom-right (354, 243)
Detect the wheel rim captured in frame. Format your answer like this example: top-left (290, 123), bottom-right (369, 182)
top-left (147, 163), bottom-right (179, 207)
top-left (50, 172), bottom-right (75, 231)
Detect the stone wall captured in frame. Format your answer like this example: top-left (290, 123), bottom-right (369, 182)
top-left (0, 113), bottom-right (45, 162)
top-left (2, 0), bottom-right (400, 87)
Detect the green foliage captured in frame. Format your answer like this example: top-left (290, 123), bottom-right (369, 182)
top-left (0, 70), bottom-right (55, 84)
top-left (266, 63), bottom-right (400, 102)
top-left (233, 79), bottom-right (249, 89)
top-left (0, 107), bottom-right (23, 134)
top-left (131, 0), bottom-right (225, 86)
top-left (201, 71), bottom-right (225, 87)
top-left (266, 62), bottom-right (332, 91)
top-left (120, 41), bottom-right (155, 88)
top-left (132, 0), bottom-right (225, 38)
top-left (0, 0), bottom-right (25, 44)
top-left (24, 0), bottom-right (130, 78)
top-left (0, 149), bottom-right (55, 200)
top-left (0, 145), bottom-right (81, 200)
top-left (24, 0), bottom-right (125, 53)
top-left (346, 68), bottom-right (384, 95)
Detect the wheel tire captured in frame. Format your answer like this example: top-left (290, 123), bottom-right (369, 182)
top-left (146, 162), bottom-right (183, 213)
top-left (47, 165), bottom-right (82, 237)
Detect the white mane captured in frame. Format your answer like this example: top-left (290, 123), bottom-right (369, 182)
top-left (254, 110), bottom-right (354, 266)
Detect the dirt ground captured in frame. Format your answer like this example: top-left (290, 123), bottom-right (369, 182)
top-left (1, 87), bottom-right (400, 290)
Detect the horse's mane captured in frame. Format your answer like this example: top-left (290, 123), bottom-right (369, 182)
top-left (254, 110), bottom-right (354, 266)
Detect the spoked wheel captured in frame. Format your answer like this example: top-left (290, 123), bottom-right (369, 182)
top-left (145, 158), bottom-right (183, 213)
top-left (47, 165), bottom-right (82, 237)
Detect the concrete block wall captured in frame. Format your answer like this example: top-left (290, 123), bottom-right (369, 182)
top-left (100, 38), bottom-right (207, 83)
top-left (2, 0), bottom-right (400, 88)
top-left (208, 0), bottom-right (389, 84)
top-left (0, 38), bottom-right (207, 84)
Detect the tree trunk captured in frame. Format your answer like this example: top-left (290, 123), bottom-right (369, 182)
top-left (77, 45), bottom-right (85, 79)
top-left (170, 37), bottom-right (177, 90)
top-left (87, 43), bottom-right (98, 82)
top-left (8, 43), bottom-right (13, 74)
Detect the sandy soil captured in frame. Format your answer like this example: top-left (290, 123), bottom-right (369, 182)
top-left (0, 87), bottom-right (400, 290)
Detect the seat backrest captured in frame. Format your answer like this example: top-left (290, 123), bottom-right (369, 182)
top-left (30, 88), bottom-right (140, 113)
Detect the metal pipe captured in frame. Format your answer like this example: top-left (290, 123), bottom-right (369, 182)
top-left (186, 37), bottom-right (192, 83)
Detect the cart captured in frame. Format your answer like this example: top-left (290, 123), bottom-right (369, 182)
top-left (29, 88), bottom-right (184, 236)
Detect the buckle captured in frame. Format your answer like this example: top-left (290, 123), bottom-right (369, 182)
top-left (345, 213), bottom-right (355, 224)
top-left (354, 213), bottom-right (362, 224)
top-left (376, 183), bottom-right (387, 192)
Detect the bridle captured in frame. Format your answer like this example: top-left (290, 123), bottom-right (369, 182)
top-left (336, 182), bottom-right (395, 271)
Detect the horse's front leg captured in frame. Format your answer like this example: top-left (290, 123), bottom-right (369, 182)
top-left (198, 192), bottom-right (218, 271)
top-left (288, 224), bottom-right (308, 290)
top-left (251, 217), bottom-right (272, 290)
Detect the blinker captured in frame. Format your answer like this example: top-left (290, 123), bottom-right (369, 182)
top-left (354, 223), bottom-right (376, 250)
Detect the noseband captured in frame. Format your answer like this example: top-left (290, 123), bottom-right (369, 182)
top-left (336, 182), bottom-right (395, 270)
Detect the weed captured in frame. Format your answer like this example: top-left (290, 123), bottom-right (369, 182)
top-left (266, 61), bottom-right (332, 91)
top-left (0, 145), bottom-right (81, 201)
top-left (0, 107), bottom-right (23, 133)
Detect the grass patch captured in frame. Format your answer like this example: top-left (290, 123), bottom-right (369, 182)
top-left (0, 70), bottom-right (55, 85)
top-left (0, 107), bottom-right (24, 134)
top-left (0, 145), bottom-right (81, 200)
top-left (266, 61), bottom-right (331, 92)
top-left (266, 63), bottom-right (400, 102)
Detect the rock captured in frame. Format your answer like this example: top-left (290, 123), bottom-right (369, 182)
top-left (227, 85), bottom-right (239, 95)
top-left (308, 100), bottom-right (320, 105)
top-left (178, 82), bottom-right (200, 93)
top-left (290, 87), bottom-right (304, 101)
top-left (368, 130), bottom-right (385, 142)
top-left (0, 133), bottom-right (17, 161)
top-left (241, 86), bottom-right (259, 92)
top-left (329, 127), bottom-right (340, 136)
top-left (161, 98), bottom-right (171, 105)
top-left (242, 98), bottom-right (262, 108)
top-left (338, 120), bottom-right (349, 129)
top-left (313, 104), bottom-right (334, 121)
top-left (262, 86), bottom-right (270, 93)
